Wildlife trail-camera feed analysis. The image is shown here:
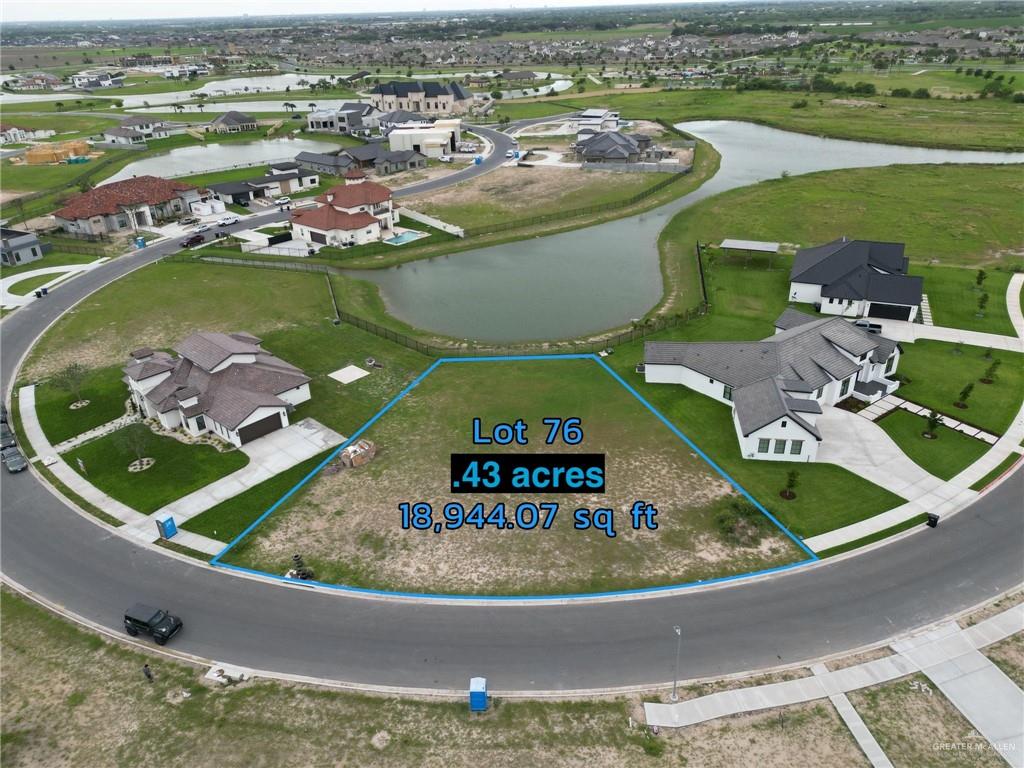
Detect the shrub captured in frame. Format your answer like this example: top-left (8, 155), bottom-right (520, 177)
top-left (912, 88), bottom-right (931, 99)
top-left (716, 500), bottom-right (771, 547)
top-left (791, 98), bottom-right (808, 109)
top-left (891, 87), bottom-right (912, 97)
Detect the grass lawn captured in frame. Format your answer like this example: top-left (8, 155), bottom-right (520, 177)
top-left (65, 424), bottom-right (249, 514)
top-left (225, 358), bottom-right (804, 594)
top-left (970, 454), bottom-right (1023, 492)
top-left (654, 164), bottom-right (1024, 317)
top-left (897, 341), bottom-right (1024, 436)
top-left (5, 273), bottom-right (63, 296)
top-left (1, 151), bottom-right (130, 192)
top-left (877, 410), bottom-right (990, 481)
top-left (550, 89), bottom-right (1024, 151)
top-left (32, 365), bottom-right (127, 446)
top-left (22, 262), bottom-right (338, 380)
top-left (913, 265), bottom-right (1016, 336)
top-left (1, 589), bottom-right (866, 768)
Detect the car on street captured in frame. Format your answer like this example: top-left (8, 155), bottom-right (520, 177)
top-left (217, 215), bottom-right (240, 227)
top-left (274, 196), bottom-right (291, 205)
top-left (180, 234), bottom-right (205, 248)
top-left (2, 447), bottom-right (27, 473)
top-left (0, 403), bottom-right (7, 423)
top-left (124, 603), bottom-right (183, 646)
top-left (505, 149), bottom-right (515, 158)
top-left (0, 424), bottom-right (16, 450)
top-left (853, 320), bottom-right (883, 335)
top-left (194, 223), bottom-right (212, 233)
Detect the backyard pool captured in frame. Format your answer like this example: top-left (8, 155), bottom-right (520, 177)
top-left (385, 230), bottom-right (429, 246)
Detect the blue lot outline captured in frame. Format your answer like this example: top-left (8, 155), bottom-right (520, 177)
top-left (211, 353), bottom-right (819, 599)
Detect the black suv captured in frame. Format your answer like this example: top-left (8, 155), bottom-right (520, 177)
top-left (124, 603), bottom-right (183, 645)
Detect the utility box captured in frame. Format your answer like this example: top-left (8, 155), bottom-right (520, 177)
top-left (474, 155), bottom-right (482, 165)
top-left (155, 514), bottom-right (178, 540)
top-left (469, 677), bottom-right (488, 712)
top-left (135, 236), bottom-right (146, 249)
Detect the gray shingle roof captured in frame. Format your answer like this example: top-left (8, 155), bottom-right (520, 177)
top-left (791, 238), bottom-right (921, 307)
top-left (576, 131), bottom-right (640, 161)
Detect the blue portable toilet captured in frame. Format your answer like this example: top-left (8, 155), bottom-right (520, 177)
top-left (135, 236), bottom-right (146, 249)
top-left (473, 155), bottom-right (482, 166)
top-left (155, 514), bottom-right (178, 540)
top-left (513, 150), bottom-right (520, 159)
top-left (469, 677), bottom-right (488, 712)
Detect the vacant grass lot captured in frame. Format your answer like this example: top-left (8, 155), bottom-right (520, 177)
top-left (226, 358), bottom-right (802, 594)
top-left (5, 273), bottom-right (64, 296)
top-left (850, 673), bottom-right (1006, 768)
top-left (402, 166), bottom-right (665, 230)
top-left (877, 410), bottom-right (990, 481)
top-left (2, 151), bottom-right (131, 192)
top-left (33, 365), bottom-right (127, 445)
top-left (543, 89), bottom-right (1024, 150)
top-left (22, 262), bottom-right (339, 380)
top-left (897, 341), bottom-right (1024, 436)
top-left (1, 590), bottom-right (871, 768)
top-left (655, 164), bottom-right (1024, 318)
top-left (65, 424), bottom-right (249, 514)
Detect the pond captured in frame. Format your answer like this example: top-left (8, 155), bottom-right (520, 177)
top-left (100, 137), bottom-right (340, 184)
top-left (349, 120), bottom-right (1024, 343)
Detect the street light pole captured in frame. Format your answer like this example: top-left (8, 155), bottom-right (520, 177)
top-left (670, 625), bottom-right (682, 702)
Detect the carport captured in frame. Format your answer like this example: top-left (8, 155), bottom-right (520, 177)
top-left (719, 238), bottom-right (781, 269)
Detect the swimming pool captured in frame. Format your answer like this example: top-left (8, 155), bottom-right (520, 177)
top-left (384, 230), bottom-right (428, 246)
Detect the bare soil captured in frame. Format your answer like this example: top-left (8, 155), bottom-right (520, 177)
top-left (983, 633), bottom-right (1024, 690)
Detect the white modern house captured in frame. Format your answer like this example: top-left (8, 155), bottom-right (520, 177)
top-left (369, 81), bottom-right (473, 115)
top-left (102, 117), bottom-right (188, 145)
top-left (788, 238), bottom-right (923, 322)
top-left (289, 173), bottom-right (398, 248)
top-left (643, 309), bottom-right (902, 462)
top-left (124, 332), bottom-right (311, 447)
top-left (387, 118), bottom-right (462, 158)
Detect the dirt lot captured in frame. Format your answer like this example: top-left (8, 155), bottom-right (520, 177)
top-left (849, 673), bottom-right (1005, 767)
top-left (401, 165), bottom-right (663, 230)
top-left (984, 633), bottom-right (1024, 690)
top-left (1, 589), bottom-right (869, 768)
top-left (229, 359), bottom-right (801, 594)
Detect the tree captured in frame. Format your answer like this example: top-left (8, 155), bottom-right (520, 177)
top-left (956, 382), bottom-right (974, 408)
top-left (925, 410), bottom-right (943, 438)
top-left (782, 470), bottom-right (799, 500)
top-left (116, 425), bottom-right (152, 462)
top-left (54, 101), bottom-right (64, 112)
top-left (308, 102), bottom-right (317, 111)
top-left (976, 269), bottom-right (987, 288)
top-left (977, 292), bottom-right (989, 315)
top-left (52, 362), bottom-right (88, 403)
top-left (981, 359), bottom-right (1001, 384)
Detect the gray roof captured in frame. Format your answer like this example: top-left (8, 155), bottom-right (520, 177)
top-left (576, 130), bottom-right (640, 160)
top-left (295, 150), bottom-right (352, 169)
top-left (371, 80), bottom-right (471, 101)
top-left (211, 110), bottom-right (257, 127)
top-left (791, 238), bottom-right (921, 307)
top-left (378, 109), bottom-right (430, 124)
top-left (126, 332), bottom-right (309, 431)
top-left (645, 309), bottom-right (899, 436)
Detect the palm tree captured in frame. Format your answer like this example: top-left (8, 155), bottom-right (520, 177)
top-left (55, 101), bottom-right (64, 112)
top-left (196, 103), bottom-right (205, 113)
top-left (308, 102), bottom-right (317, 111)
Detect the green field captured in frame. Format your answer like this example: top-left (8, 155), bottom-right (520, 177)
top-left (33, 365), bottom-right (127, 446)
top-left (877, 409), bottom-right (990, 480)
top-left (65, 424), bottom-right (249, 514)
top-left (654, 164), bottom-right (1024, 319)
top-left (897, 341), bottom-right (1024, 435)
top-left (498, 89), bottom-right (1024, 150)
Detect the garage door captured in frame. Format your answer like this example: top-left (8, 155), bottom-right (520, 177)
top-left (310, 231), bottom-right (327, 245)
top-left (237, 413), bottom-right (282, 444)
top-left (868, 303), bottom-right (912, 321)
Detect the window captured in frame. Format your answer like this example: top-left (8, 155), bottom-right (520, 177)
top-left (840, 377), bottom-right (852, 397)
top-left (886, 355), bottom-right (897, 374)
top-left (781, 420), bottom-right (787, 428)
top-left (815, 386), bottom-right (824, 399)
top-left (773, 440), bottom-right (787, 454)
top-left (723, 384), bottom-right (733, 402)
top-left (757, 438), bottom-right (770, 453)
top-left (195, 415), bottom-right (206, 431)
top-left (790, 440), bottom-right (803, 455)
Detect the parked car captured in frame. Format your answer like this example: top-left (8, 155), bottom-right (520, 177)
top-left (179, 216), bottom-right (199, 226)
top-left (0, 403), bottom-right (7, 423)
top-left (2, 447), bottom-right (27, 473)
top-left (438, 155), bottom-right (453, 163)
top-left (853, 320), bottom-right (883, 335)
top-left (505, 149), bottom-right (515, 158)
top-left (0, 424), bottom-right (15, 450)
top-left (180, 234), bottom-right (205, 248)
top-left (194, 223), bottom-right (212, 233)
top-left (274, 196), bottom-right (291, 205)
top-left (217, 215), bottom-right (240, 227)
top-left (124, 603), bottom-right (183, 646)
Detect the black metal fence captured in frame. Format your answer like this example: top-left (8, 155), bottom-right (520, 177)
top-left (461, 170), bottom-right (689, 237)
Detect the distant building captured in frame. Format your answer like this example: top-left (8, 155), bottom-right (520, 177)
top-left (290, 176), bottom-right (398, 248)
top-left (387, 118), bottom-right (461, 158)
top-left (207, 162), bottom-right (319, 205)
top-left (71, 70), bottom-right (124, 89)
top-left (306, 103), bottom-right (381, 135)
top-left (368, 80), bottom-right (473, 115)
top-left (295, 150), bottom-right (354, 176)
top-left (206, 111), bottom-right (258, 134)
top-left (101, 117), bottom-right (188, 145)
top-left (54, 176), bottom-right (202, 236)
top-left (1, 228), bottom-right (48, 267)
top-left (575, 131), bottom-right (652, 163)
top-left (0, 124), bottom-right (56, 144)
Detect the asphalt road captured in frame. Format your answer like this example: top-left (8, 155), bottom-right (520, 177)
top-left (1, 120), bottom-right (1022, 691)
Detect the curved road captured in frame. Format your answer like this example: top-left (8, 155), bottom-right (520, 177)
top-left (2, 127), bottom-right (1022, 692)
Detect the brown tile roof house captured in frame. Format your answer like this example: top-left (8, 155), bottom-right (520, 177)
top-left (124, 332), bottom-right (311, 447)
top-left (291, 206), bottom-right (379, 232)
top-left (314, 181), bottom-right (392, 208)
top-left (55, 176), bottom-right (197, 221)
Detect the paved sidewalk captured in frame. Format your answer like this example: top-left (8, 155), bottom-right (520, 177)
top-left (857, 395), bottom-right (999, 445)
top-left (812, 663), bottom-right (894, 768)
top-left (1007, 273), bottom-right (1024, 338)
top-left (873, 319), bottom-right (1024, 353)
top-left (645, 603), bottom-right (1024, 767)
top-left (1, 259), bottom-right (108, 308)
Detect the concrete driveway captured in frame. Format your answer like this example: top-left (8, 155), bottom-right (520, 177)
top-left (815, 407), bottom-right (945, 499)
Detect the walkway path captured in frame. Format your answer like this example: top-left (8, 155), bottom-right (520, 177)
top-left (873, 318), bottom-right (1023, 352)
top-left (1008, 273), bottom-right (1024, 338)
top-left (0, 259), bottom-right (108, 308)
top-left (857, 395), bottom-right (1000, 445)
top-left (53, 411), bottom-right (139, 454)
top-left (645, 603), bottom-right (1024, 767)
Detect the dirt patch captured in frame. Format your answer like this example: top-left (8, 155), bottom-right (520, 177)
top-left (983, 632), bottom-right (1024, 690)
top-left (231, 360), bottom-right (799, 594)
top-left (849, 673), bottom-right (1005, 767)
top-left (831, 98), bottom-right (885, 108)
top-left (824, 645), bottom-right (896, 672)
top-left (959, 590), bottom-right (1023, 627)
top-left (0, 189), bottom-right (32, 203)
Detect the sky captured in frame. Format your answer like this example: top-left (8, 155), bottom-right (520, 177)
top-left (4, 0), bottom-right (721, 24)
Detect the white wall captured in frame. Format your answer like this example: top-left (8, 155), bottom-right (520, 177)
top-left (788, 282), bottom-right (821, 304)
top-left (278, 382), bottom-right (311, 407)
top-left (733, 411), bottom-right (817, 462)
top-left (645, 363), bottom-right (733, 404)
